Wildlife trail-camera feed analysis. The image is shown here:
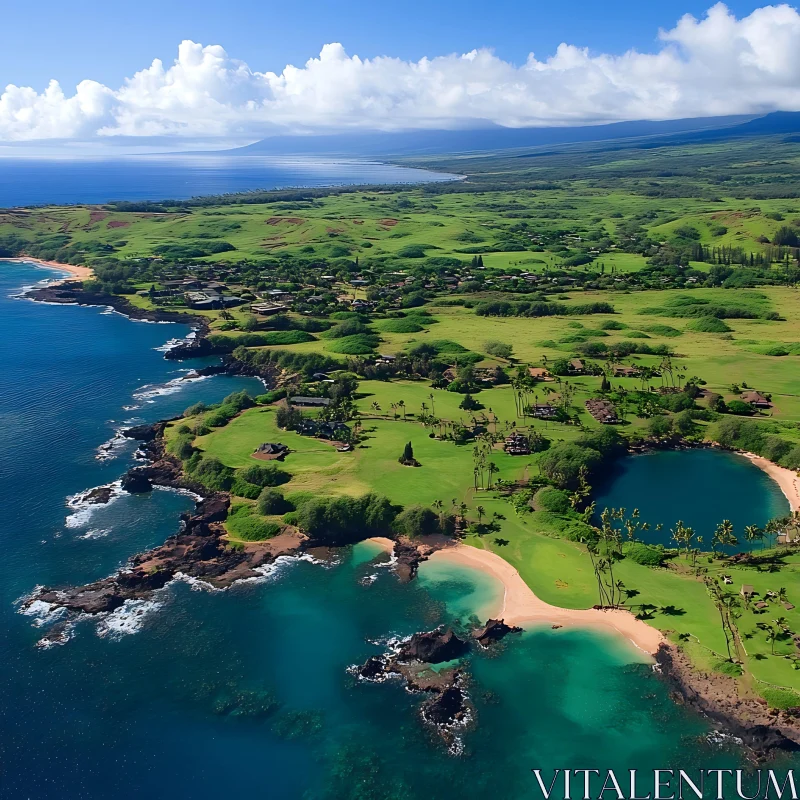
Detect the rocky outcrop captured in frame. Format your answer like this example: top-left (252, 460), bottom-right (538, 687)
top-left (25, 284), bottom-right (208, 329)
top-left (120, 472), bottom-right (152, 493)
top-left (472, 619), bottom-right (522, 648)
top-left (655, 643), bottom-right (800, 760)
top-left (82, 486), bottom-right (115, 505)
top-left (122, 422), bottom-right (166, 442)
top-left (352, 627), bottom-right (473, 751)
top-left (399, 628), bottom-right (470, 664)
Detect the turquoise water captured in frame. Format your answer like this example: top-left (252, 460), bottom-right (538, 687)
top-left (0, 155), bottom-right (456, 207)
top-left (0, 261), bottom-right (785, 798)
top-left (593, 448), bottom-right (790, 548)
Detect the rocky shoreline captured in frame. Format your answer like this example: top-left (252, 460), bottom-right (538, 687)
top-left (655, 643), bottom-right (800, 760)
top-left (24, 282), bottom-right (212, 334)
top-left (20, 420), bottom-right (446, 633)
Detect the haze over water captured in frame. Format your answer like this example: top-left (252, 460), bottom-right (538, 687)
top-left (0, 155), bottom-right (457, 207)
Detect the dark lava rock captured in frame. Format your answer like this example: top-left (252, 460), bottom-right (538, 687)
top-left (472, 618), bottom-right (522, 648)
top-left (358, 657), bottom-right (387, 680)
top-left (121, 471), bottom-right (152, 493)
top-left (422, 685), bottom-right (469, 726)
top-left (399, 628), bottom-right (469, 664)
top-left (84, 486), bottom-right (114, 504)
top-left (122, 422), bottom-right (164, 442)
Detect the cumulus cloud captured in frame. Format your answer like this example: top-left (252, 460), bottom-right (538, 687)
top-left (3, 2), bottom-right (800, 142)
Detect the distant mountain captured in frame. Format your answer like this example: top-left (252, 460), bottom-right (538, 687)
top-left (226, 115), bottom-right (756, 158)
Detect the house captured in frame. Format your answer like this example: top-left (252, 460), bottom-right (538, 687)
top-left (528, 367), bottom-right (551, 381)
top-left (585, 398), bottom-right (619, 424)
top-left (251, 303), bottom-right (289, 316)
top-left (311, 372), bottom-right (331, 381)
top-left (568, 359), bottom-right (584, 374)
top-left (253, 442), bottom-right (289, 461)
top-left (613, 365), bottom-right (640, 378)
top-left (740, 391), bottom-right (772, 409)
top-left (377, 354), bottom-right (397, 364)
top-left (290, 396), bottom-right (331, 407)
top-left (504, 433), bottom-right (530, 455)
top-left (740, 585), bottom-right (754, 599)
top-left (531, 404), bottom-right (558, 420)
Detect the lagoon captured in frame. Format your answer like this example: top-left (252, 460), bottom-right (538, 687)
top-left (593, 448), bottom-right (790, 548)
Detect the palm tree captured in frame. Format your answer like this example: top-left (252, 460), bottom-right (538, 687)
top-left (476, 505), bottom-right (486, 525)
top-left (428, 393), bottom-right (435, 417)
top-left (371, 401), bottom-right (381, 415)
top-left (711, 519), bottom-right (737, 555)
top-left (432, 499), bottom-right (445, 531)
top-left (744, 524), bottom-right (763, 550)
top-left (487, 462), bottom-right (499, 489)
top-left (398, 400), bottom-right (406, 420)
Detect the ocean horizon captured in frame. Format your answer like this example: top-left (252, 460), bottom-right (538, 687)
top-left (0, 154), bottom-right (458, 208)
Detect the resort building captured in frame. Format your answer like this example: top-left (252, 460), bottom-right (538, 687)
top-left (585, 398), bottom-right (620, 424)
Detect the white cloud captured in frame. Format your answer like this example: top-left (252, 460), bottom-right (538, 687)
top-left (3, 2), bottom-right (800, 142)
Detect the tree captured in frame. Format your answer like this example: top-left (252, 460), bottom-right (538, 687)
top-left (711, 519), bottom-right (737, 555)
top-left (241, 314), bottom-right (260, 332)
top-left (476, 505), bottom-right (486, 524)
top-left (484, 341), bottom-right (513, 359)
top-left (398, 400), bottom-right (406, 420)
top-left (459, 393), bottom-right (480, 411)
top-left (399, 441), bottom-right (419, 466)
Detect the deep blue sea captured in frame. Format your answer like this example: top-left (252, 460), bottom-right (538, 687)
top-left (0, 260), bottom-right (788, 799)
top-left (0, 155), bottom-right (456, 207)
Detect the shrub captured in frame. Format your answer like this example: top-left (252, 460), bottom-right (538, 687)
top-left (257, 488), bottom-right (293, 515)
top-left (227, 505), bottom-right (281, 541)
top-left (376, 318), bottom-right (424, 333)
top-left (623, 542), bottom-right (665, 566)
top-left (532, 487), bottom-right (571, 513)
top-left (328, 334), bottom-right (381, 355)
top-left (230, 478), bottom-right (262, 499)
top-left (189, 456), bottom-right (234, 491)
top-left (294, 493), bottom-right (399, 544)
top-left (760, 687), bottom-right (800, 710)
top-left (237, 463), bottom-right (291, 487)
top-left (539, 443), bottom-right (603, 487)
top-left (393, 505), bottom-right (439, 538)
top-left (484, 340), bottom-right (513, 359)
top-left (686, 317), bottom-right (732, 333)
top-left (726, 399), bottom-right (754, 416)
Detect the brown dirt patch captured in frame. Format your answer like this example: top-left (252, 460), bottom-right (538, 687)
top-left (378, 218), bottom-right (399, 226)
top-left (89, 211), bottom-right (108, 224)
top-left (107, 220), bottom-right (130, 228)
top-left (353, 219), bottom-right (364, 224)
top-left (266, 216), bottom-right (304, 225)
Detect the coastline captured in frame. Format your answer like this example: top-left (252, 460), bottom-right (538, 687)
top-left (4, 256), bottom-right (94, 282)
top-left (738, 451), bottom-right (800, 513)
top-left (428, 543), bottom-right (664, 658)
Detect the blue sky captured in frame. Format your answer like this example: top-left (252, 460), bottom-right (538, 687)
top-left (0, 1), bottom-right (797, 146)
top-left (0, 0), bottom-right (764, 89)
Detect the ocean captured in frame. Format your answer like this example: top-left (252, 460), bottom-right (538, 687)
top-left (0, 155), bottom-right (457, 207)
top-left (0, 260), bottom-right (779, 798)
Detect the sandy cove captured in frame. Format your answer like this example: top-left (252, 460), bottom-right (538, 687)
top-left (428, 543), bottom-right (664, 657)
top-left (5, 257), bottom-right (94, 282)
top-left (739, 451), bottom-right (800, 513)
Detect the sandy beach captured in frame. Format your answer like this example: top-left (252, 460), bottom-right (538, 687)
top-left (428, 543), bottom-right (664, 657)
top-left (5, 257), bottom-right (94, 282)
top-left (739, 451), bottom-right (800, 513)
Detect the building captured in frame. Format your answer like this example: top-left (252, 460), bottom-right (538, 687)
top-left (585, 398), bottom-right (619, 424)
top-left (613, 365), bottom-right (640, 378)
top-left (504, 433), bottom-right (531, 455)
top-left (251, 303), bottom-right (289, 316)
top-left (530, 404), bottom-right (558, 420)
top-left (528, 367), bottom-right (551, 381)
top-left (568, 359), bottom-right (585, 374)
top-left (740, 391), bottom-right (772, 409)
top-left (253, 442), bottom-right (289, 460)
top-left (290, 396), bottom-right (331, 407)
